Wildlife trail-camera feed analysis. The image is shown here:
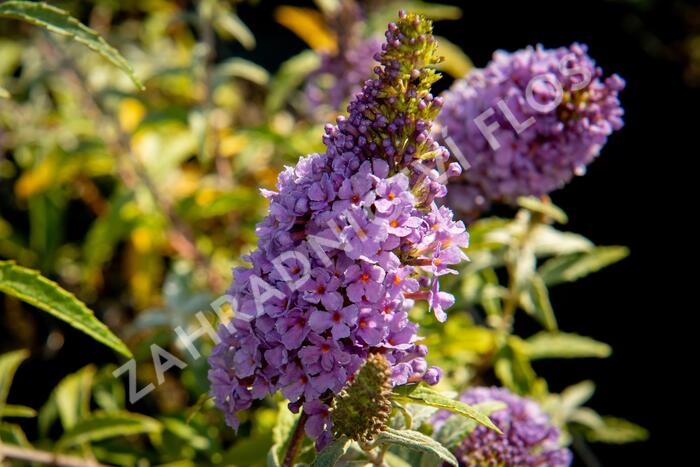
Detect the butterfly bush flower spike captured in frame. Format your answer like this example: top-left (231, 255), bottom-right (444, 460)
top-left (438, 44), bottom-right (625, 215)
top-left (208, 11), bottom-right (469, 448)
top-left (433, 387), bottom-right (573, 466)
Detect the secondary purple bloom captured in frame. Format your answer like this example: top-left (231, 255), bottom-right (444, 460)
top-left (438, 43), bottom-right (625, 217)
top-left (433, 387), bottom-right (572, 466)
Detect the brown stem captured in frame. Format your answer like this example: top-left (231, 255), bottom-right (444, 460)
top-left (0, 444), bottom-right (108, 467)
top-left (282, 411), bottom-right (308, 467)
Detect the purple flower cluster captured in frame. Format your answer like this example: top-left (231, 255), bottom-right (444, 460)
top-left (437, 43), bottom-right (625, 215)
top-left (434, 387), bottom-right (572, 466)
top-left (209, 12), bottom-right (468, 448)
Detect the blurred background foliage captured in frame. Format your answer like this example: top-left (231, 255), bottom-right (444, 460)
top-left (0, 0), bottom-right (692, 465)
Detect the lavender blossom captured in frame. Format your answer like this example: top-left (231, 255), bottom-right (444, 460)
top-left (433, 387), bottom-right (572, 466)
top-left (438, 44), bottom-right (625, 216)
top-left (208, 12), bottom-right (468, 448)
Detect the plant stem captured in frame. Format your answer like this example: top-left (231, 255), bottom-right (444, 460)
top-left (0, 444), bottom-right (107, 467)
top-left (282, 411), bottom-right (308, 467)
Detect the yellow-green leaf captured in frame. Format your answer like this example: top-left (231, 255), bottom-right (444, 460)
top-left (0, 405), bottom-right (37, 418)
top-left (0, 85), bottom-right (9, 99)
top-left (518, 196), bottom-right (568, 224)
top-left (434, 36), bottom-right (472, 78)
top-left (375, 428), bottom-right (458, 466)
top-left (0, 350), bottom-right (28, 412)
top-left (57, 411), bottom-right (162, 450)
top-left (0, 1), bottom-right (143, 90)
top-left (0, 261), bottom-right (132, 358)
top-left (539, 246), bottom-right (629, 286)
top-left (526, 332), bottom-right (611, 360)
top-left (392, 384), bottom-right (501, 434)
top-left (274, 6), bottom-right (336, 52)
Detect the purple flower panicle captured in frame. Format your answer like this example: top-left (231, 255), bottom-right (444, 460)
top-left (433, 387), bottom-right (572, 466)
top-left (438, 44), bottom-right (625, 215)
top-left (208, 12), bottom-right (469, 448)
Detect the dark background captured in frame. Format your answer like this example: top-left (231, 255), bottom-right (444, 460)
top-left (5, 0), bottom-right (693, 464)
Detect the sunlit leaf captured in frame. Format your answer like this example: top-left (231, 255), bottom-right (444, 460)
top-left (433, 401), bottom-right (506, 448)
top-left (526, 332), bottom-right (611, 360)
top-left (0, 422), bottom-right (31, 447)
top-left (392, 384), bottom-right (501, 433)
top-left (517, 196), bottom-right (568, 224)
top-left (57, 411), bottom-right (162, 450)
top-left (0, 1), bottom-right (143, 89)
top-left (215, 58), bottom-right (270, 86)
top-left (214, 11), bottom-right (256, 50)
top-left (274, 6), bottom-right (336, 52)
top-left (539, 246), bottom-right (629, 286)
top-left (434, 36), bottom-right (472, 77)
top-left (0, 405), bottom-right (37, 418)
top-left (0, 261), bottom-right (132, 358)
top-left (0, 350), bottom-right (28, 415)
top-left (583, 416), bottom-right (649, 444)
top-left (0, 85), bottom-right (9, 99)
top-left (375, 428), bottom-right (458, 466)
top-left (520, 275), bottom-right (557, 331)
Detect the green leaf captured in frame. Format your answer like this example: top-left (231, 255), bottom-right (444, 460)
top-left (434, 36), bottom-right (472, 78)
top-left (267, 401), bottom-right (299, 467)
top-left (538, 246), bottom-right (629, 286)
top-left (583, 416), bottom-right (649, 444)
top-left (392, 385), bottom-right (501, 434)
top-left (214, 12), bottom-right (256, 50)
top-left (517, 196), bottom-right (568, 224)
top-left (375, 428), bottom-right (458, 466)
top-left (434, 401), bottom-right (506, 448)
top-left (494, 337), bottom-right (536, 395)
top-left (311, 436), bottom-right (349, 467)
top-left (526, 332), bottom-right (611, 360)
top-left (57, 411), bottom-right (162, 450)
top-left (0, 261), bottom-right (132, 358)
top-left (0, 85), bottom-right (9, 99)
top-left (39, 365), bottom-right (95, 435)
top-left (0, 350), bottom-right (28, 417)
top-left (530, 225), bottom-right (593, 257)
top-left (266, 50), bottom-right (320, 115)
top-left (161, 417), bottom-right (210, 451)
top-left (0, 1), bottom-right (143, 90)
top-left (520, 275), bottom-right (557, 331)
top-left (215, 58), bottom-right (270, 86)
top-left (0, 405), bottom-right (37, 418)
top-left (0, 422), bottom-right (31, 447)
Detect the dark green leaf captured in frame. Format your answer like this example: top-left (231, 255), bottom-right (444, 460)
top-left (0, 1), bottom-right (143, 89)
top-left (0, 261), bottom-right (132, 358)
